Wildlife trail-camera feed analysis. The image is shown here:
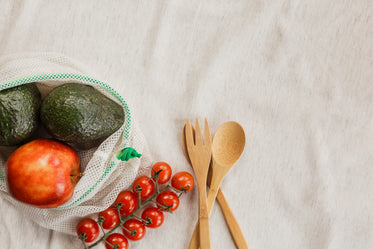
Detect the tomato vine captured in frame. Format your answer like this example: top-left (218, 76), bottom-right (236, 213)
top-left (77, 162), bottom-right (194, 249)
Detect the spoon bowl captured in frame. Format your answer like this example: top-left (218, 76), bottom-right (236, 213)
top-left (208, 121), bottom-right (245, 204)
top-left (212, 121), bottom-right (246, 168)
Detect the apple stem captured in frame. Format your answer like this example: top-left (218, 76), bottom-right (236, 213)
top-left (70, 173), bottom-right (85, 177)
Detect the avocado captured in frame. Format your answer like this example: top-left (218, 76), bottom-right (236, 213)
top-left (41, 83), bottom-right (125, 149)
top-left (0, 83), bottom-right (42, 146)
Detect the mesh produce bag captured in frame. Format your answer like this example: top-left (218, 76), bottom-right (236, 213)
top-left (0, 52), bottom-right (152, 235)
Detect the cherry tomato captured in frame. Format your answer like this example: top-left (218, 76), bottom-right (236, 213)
top-left (98, 206), bottom-right (120, 230)
top-left (156, 191), bottom-right (180, 212)
top-left (141, 207), bottom-right (164, 228)
top-left (133, 176), bottom-right (155, 199)
top-left (151, 161), bottom-right (172, 184)
top-left (105, 233), bottom-right (128, 249)
top-left (171, 171), bottom-right (194, 192)
top-left (76, 218), bottom-right (100, 243)
top-left (122, 218), bottom-right (146, 241)
top-left (114, 191), bottom-right (138, 216)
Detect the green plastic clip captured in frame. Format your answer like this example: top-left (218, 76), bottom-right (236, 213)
top-left (116, 147), bottom-right (142, 161)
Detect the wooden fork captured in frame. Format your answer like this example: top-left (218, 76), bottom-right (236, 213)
top-left (182, 125), bottom-right (249, 249)
top-left (185, 118), bottom-right (212, 249)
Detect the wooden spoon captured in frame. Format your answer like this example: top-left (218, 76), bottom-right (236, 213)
top-left (182, 122), bottom-right (249, 249)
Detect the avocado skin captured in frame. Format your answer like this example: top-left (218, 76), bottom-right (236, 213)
top-left (0, 83), bottom-right (42, 146)
top-left (41, 83), bottom-right (125, 149)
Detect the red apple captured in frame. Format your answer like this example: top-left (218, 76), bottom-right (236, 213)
top-left (6, 138), bottom-right (81, 208)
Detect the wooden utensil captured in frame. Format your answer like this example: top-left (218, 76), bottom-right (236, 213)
top-left (182, 125), bottom-right (246, 249)
top-left (185, 118), bottom-right (212, 249)
top-left (185, 121), bottom-right (248, 249)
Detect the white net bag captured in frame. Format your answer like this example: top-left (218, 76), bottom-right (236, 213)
top-left (0, 52), bottom-right (152, 235)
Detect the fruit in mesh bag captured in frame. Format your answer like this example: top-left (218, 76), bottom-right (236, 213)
top-left (40, 83), bottom-right (125, 149)
top-left (6, 138), bottom-right (81, 208)
top-left (0, 83), bottom-right (41, 146)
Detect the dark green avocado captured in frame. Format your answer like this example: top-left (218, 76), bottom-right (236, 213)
top-left (40, 83), bottom-right (125, 149)
top-left (0, 83), bottom-right (42, 146)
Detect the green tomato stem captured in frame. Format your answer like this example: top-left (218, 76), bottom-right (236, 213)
top-left (132, 214), bottom-right (148, 223)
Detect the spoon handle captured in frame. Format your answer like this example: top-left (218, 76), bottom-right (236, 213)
top-left (188, 186), bottom-right (249, 249)
top-left (217, 188), bottom-right (249, 249)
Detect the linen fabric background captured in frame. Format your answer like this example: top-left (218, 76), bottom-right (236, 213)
top-left (0, 1), bottom-right (372, 249)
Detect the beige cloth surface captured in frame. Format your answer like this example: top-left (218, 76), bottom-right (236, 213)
top-left (0, 1), bottom-right (372, 249)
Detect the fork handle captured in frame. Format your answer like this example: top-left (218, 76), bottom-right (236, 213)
top-left (199, 215), bottom-right (210, 249)
top-left (198, 183), bottom-right (210, 249)
top-left (188, 188), bottom-right (249, 249)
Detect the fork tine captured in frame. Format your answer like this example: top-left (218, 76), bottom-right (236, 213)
top-left (185, 119), bottom-right (195, 147)
top-left (204, 118), bottom-right (212, 146)
top-left (194, 118), bottom-right (203, 146)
